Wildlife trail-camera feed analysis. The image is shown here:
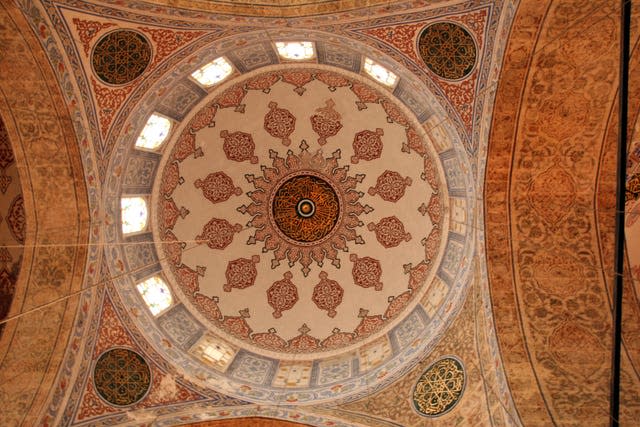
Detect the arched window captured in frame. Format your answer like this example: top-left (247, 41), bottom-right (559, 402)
top-left (135, 114), bottom-right (171, 150)
top-left (275, 41), bottom-right (315, 60)
top-left (363, 57), bottom-right (398, 87)
top-left (191, 57), bottom-right (233, 87)
top-left (121, 197), bottom-right (148, 234)
top-left (136, 276), bottom-right (172, 315)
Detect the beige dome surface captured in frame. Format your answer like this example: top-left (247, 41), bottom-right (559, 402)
top-left (156, 66), bottom-right (446, 358)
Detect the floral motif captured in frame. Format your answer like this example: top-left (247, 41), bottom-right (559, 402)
top-left (381, 100), bottom-right (409, 127)
top-left (194, 171), bottom-right (242, 204)
top-left (194, 294), bottom-right (221, 321)
top-left (354, 309), bottom-right (384, 337)
top-left (315, 72), bottom-right (350, 90)
top-left (350, 254), bottom-right (383, 290)
top-left (311, 272), bottom-right (344, 318)
top-left (418, 22), bottom-right (477, 80)
top-left (223, 255), bottom-right (260, 292)
top-left (267, 272), bottom-right (298, 318)
top-left (368, 216), bottom-right (412, 248)
top-left (7, 195), bottom-right (25, 244)
top-left (139, 27), bottom-right (206, 68)
top-left (175, 264), bottom-right (204, 295)
top-left (350, 81), bottom-right (381, 109)
top-left (364, 22), bottom-right (424, 64)
top-left (173, 131), bottom-right (199, 162)
top-left (93, 348), bottom-right (151, 406)
top-left (160, 198), bottom-right (189, 230)
top-left (281, 70), bottom-right (313, 95)
top-left (72, 18), bottom-right (115, 55)
top-left (251, 328), bottom-right (287, 350)
top-left (351, 128), bottom-right (384, 163)
top-left (189, 105), bottom-right (217, 132)
top-left (407, 261), bottom-right (431, 291)
top-left (161, 161), bottom-right (183, 195)
top-left (412, 357), bottom-right (465, 416)
top-left (422, 155), bottom-right (439, 190)
top-left (310, 99), bottom-right (343, 145)
top-left (426, 193), bottom-right (442, 225)
top-left (403, 127), bottom-right (427, 156)
top-left (222, 310), bottom-right (252, 338)
top-left (92, 30), bottom-right (151, 85)
top-left (527, 164), bottom-right (577, 228)
top-left (245, 73), bottom-right (280, 92)
top-left (384, 291), bottom-right (411, 319)
top-left (220, 130), bottom-right (258, 164)
top-left (196, 218), bottom-right (242, 249)
top-left (215, 84), bottom-right (247, 111)
top-left (368, 170), bottom-right (412, 202)
top-left (422, 227), bottom-right (441, 262)
top-left (549, 322), bottom-right (605, 379)
top-left (264, 101), bottom-right (296, 146)
top-left (288, 323), bottom-right (319, 351)
top-left (321, 328), bottom-right (355, 349)
top-left (163, 230), bottom-right (184, 266)
top-left (91, 78), bottom-right (134, 137)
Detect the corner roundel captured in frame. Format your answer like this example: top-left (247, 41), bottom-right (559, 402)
top-left (412, 356), bottom-right (466, 417)
top-left (93, 348), bottom-right (151, 406)
top-left (417, 22), bottom-right (476, 80)
top-left (92, 30), bottom-right (152, 85)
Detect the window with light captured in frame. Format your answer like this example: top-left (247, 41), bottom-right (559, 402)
top-left (191, 57), bottom-right (233, 87)
top-left (363, 57), bottom-right (398, 87)
top-left (121, 197), bottom-right (148, 234)
top-left (275, 41), bottom-right (315, 60)
top-left (136, 276), bottom-right (172, 316)
top-left (191, 334), bottom-right (235, 370)
top-left (135, 114), bottom-right (171, 150)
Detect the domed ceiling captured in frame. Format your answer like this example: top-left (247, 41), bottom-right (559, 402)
top-left (103, 30), bottom-right (476, 403)
top-left (2, 0), bottom-right (640, 426)
top-left (158, 66), bottom-right (446, 356)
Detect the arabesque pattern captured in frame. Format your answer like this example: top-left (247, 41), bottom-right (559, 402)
top-left (418, 22), bottom-right (476, 80)
top-left (157, 67), bottom-right (446, 356)
top-left (93, 348), bottom-right (151, 406)
top-left (412, 357), bottom-right (465, 416)
top-left (92, 30), bottom-right (151, 85)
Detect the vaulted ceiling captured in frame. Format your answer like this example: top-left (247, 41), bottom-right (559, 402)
top-left (0, 0), bottom-right (639, 426)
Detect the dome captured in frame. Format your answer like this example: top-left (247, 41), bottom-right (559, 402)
top-left (106, 32), bottom-right (474, 404)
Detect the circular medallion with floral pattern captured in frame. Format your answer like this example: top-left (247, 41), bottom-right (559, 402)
top-left (418, 22), bottom-right (476, 80)
top-left (92, 30), bottom-right (152, 85)
top-left (93, 348), bottom-right (151, 406)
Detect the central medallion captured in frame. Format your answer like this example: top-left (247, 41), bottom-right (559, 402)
top-left (297, 199), bottom-right (315, 217)
top-left (272, 174), bottom-right (340, 243)
top-left (242, 144), bottom-right (365, 276)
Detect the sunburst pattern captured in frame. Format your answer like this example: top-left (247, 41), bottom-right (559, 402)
top-left (239, 142), bottom-right (371, 276)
